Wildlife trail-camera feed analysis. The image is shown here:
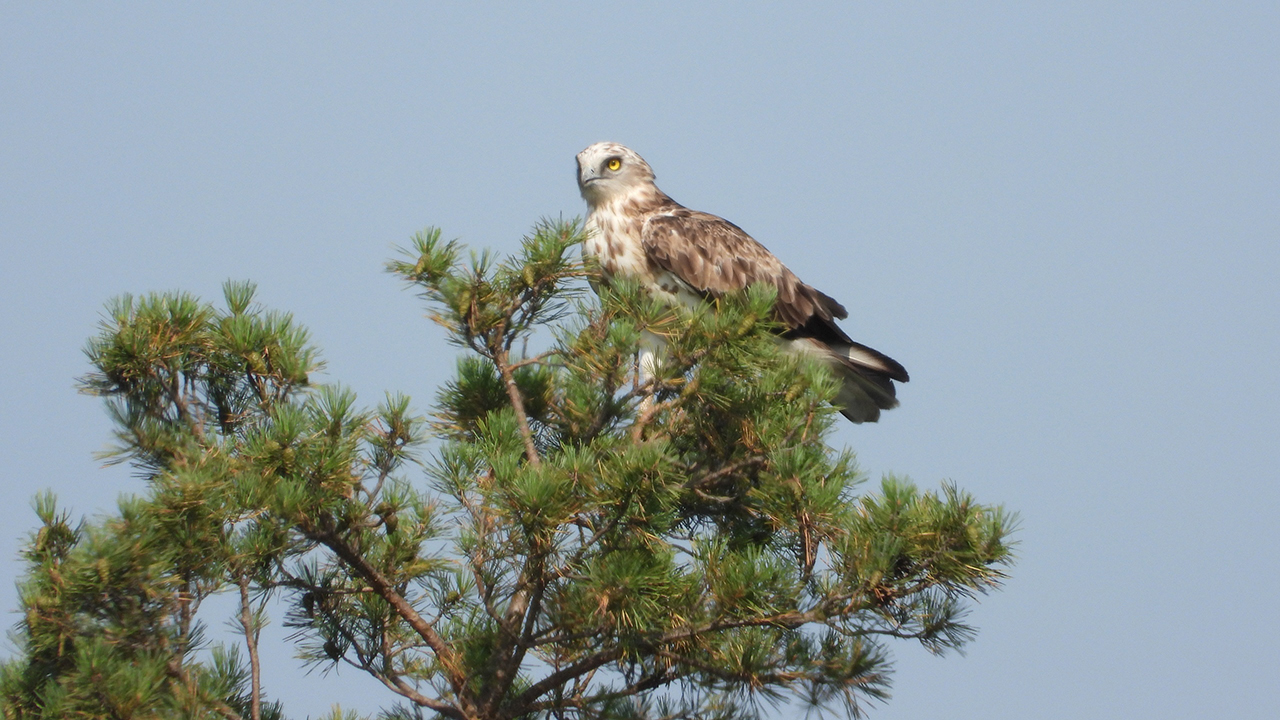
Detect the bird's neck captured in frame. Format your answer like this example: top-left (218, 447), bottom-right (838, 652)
top-left (587, 185), bottom-right (678, 216)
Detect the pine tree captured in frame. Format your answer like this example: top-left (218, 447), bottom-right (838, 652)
top-left (1, 219), bottom-right (1014, 720)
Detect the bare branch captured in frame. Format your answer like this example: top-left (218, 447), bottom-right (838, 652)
top-left (684, 455), bottom-right (767, 491)
top-left (235, 572), bottom-right (262, 720)
top-left (493, 347), bottom-right (541, 466)
top-left (310, 528), bottom-right (478, 718)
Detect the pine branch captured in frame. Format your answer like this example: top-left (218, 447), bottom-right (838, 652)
top-left (235, 572), bottom-right (263, 720)
top-left (493, 347), bottom-right (541, 466)
top-left (481, 553), bottom-right (549, 717)
top-left (508, 648), bottom-right (627, 718)
top-left (684, 456), bottom-right (767, 490)
top-left (522, 668), bottom-right (684, 715)
top-left (309, 528), bottom-right (474, 719)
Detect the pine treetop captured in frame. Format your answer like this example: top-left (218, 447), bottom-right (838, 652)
top-left (1, 219), bottom-right (1014, 720)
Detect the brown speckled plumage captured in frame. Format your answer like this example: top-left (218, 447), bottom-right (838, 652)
top-left (576, 142), bottom-right (908, 423)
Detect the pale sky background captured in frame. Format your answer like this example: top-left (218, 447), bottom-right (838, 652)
top-left (2, 3), bottom-right (1278, 718)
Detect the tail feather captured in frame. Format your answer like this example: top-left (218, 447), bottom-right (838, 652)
top-left (838, 341), bottom-right (910, 383)
top-left (783, 337), bottom-right (907, 424)
top-left (833, 364), bottom-right (899, 423)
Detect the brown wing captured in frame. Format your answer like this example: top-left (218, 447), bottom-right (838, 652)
top-left (642, 208), bottom-right (847, 331)
top-left (642, 208), bottom-right (909, 385)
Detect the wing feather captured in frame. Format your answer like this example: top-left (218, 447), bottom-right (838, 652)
top-left (641, 208), bottom-right (909, 385)
top-left (642, 209), bottom-right (847, 330)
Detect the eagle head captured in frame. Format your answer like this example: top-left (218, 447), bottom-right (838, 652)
top-left (576, 142), bottom-right (657, 208)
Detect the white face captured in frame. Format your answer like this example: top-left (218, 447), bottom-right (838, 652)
top-left (576, 142), bottom-right (654, 205)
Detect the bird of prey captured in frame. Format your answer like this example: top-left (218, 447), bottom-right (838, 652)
top-left (575, 142), bottom-right (909, 423)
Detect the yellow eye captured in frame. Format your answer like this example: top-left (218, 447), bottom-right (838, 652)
top-left (606, 158), bottom-right (622, 171)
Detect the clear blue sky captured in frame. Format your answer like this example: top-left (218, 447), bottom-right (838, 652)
top-left (2, 3), bottom-right (1277, 718)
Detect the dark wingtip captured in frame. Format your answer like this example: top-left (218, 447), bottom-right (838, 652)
top-left (813, 288), bottom-right (848, 320)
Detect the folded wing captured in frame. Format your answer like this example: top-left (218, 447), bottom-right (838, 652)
top-left (642, 208), bottom-right (908, 423)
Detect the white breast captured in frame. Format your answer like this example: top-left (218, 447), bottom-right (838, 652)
top-left (584, 204), bottom-right (649, 279)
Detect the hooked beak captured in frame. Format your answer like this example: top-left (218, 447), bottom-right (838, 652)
top-left (577, 160), bottom-right (604, 197)
top-left (578, 164), bottom-right (600, 189)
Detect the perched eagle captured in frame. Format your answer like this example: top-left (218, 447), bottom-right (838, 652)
top-left (575, 142), bottom-right (908, 423)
